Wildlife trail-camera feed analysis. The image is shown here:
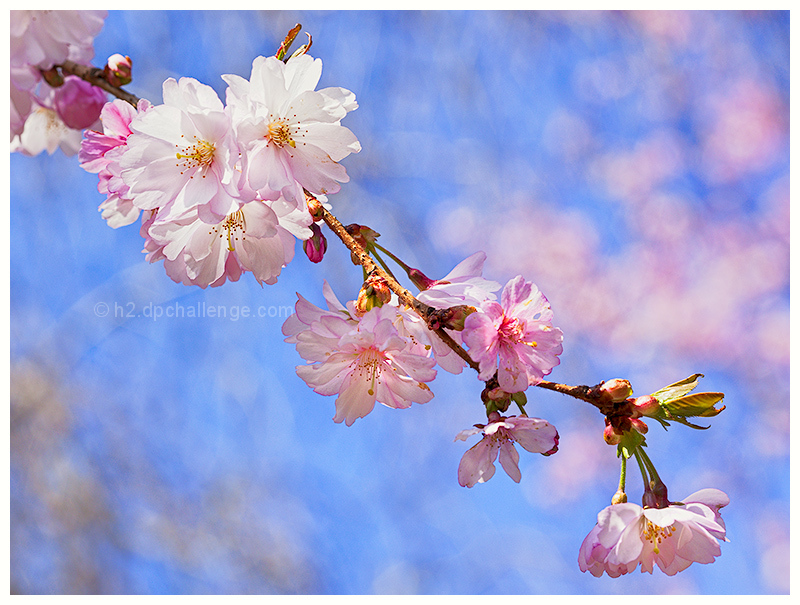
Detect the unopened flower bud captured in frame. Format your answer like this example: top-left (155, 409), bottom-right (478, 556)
top-left (599, 379), bottom-right (633, 402)
top-left (104, 53), bottom-right (132, 87)
top-left (53, 75), bottom-right (107, 129)
top-left (303, 223), bottom-right (327, 263)
top-left (611, 488), bottom-right (628, 505)
top-left (345, 224), bottom-right (381, 249)
top-left (630, 417), bottom-right (649, 435)
top-left (603, 422), bottom-right (622, 445)
top-left (631, 395), bottom-right (661, 418)
top-left (40, 67), bottom-right (64, 88)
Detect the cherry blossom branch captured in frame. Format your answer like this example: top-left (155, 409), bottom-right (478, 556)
top-left (58, 60), bottom-right (140, 108)
top-left (316, 201), bottom-right (626, 412)
top-left (317, 204), bottom-right (480, 372)
top-left (59, 48), bottom-right (641, 417)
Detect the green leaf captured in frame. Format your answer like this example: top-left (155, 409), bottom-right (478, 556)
top-left (618, 430), bottom-right (646, 457)
top-left (651, 373), bottom-right (704, 403)
top-left (662, 392), bottom-right (725, 418)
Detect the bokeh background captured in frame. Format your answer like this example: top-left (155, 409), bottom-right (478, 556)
top-left (9, 10), bottom-right (790, 594)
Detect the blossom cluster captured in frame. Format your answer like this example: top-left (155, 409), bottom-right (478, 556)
top-left (11, 10), bottom-right (108, 155)
top-left (79, 54), bottom-right (361, 288)
top-left (283, 252), bottom-right (564, 476)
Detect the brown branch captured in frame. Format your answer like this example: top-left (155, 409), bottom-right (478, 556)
top-left (58, 60), bottom-right (140, 108)
top-left (318, 205), bottom-right (479, 372)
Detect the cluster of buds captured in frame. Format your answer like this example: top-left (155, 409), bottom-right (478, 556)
top-left (598, 375), bottom-right (725, 445)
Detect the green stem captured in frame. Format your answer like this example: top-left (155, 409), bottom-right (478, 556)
top-left (636, 445), bottom-right (662, 485)
top-left (373, 242), bottom-right (414, 275)
top-left (368, 246), bottom-right (399, 282)
top-left (632, 446), bottom-right (651, 491)
top-left (618, 454), bottom-right (627, 495)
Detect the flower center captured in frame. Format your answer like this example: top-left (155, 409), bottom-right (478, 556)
top-left (208, 208), bottom-right (246, 252)
top-left (642, 519), bottom-right (675, 554)
top-left (499, 316), bottom-right (537, 348)
top-left (175, 136), bottom-right (215, 173)
top-left (355, 348), bottom-right (384, 396)
top-left (267, 118), bottom-right (296, 148)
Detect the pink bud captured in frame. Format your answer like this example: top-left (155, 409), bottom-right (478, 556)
top-left (631, 395), bottom-right (661, 418)
top-left (599, 378), bottom-right (633, 402)
top-left (603, 423), bottom-right (622, 445)
top-left (104, 53), bottom-right (132, 87)
top-left (53, 75), bottom-right (107, 130)
top-left (303, 223), bottom-right (327, 263)
top-left (630, 417), bottom-right (649, 435)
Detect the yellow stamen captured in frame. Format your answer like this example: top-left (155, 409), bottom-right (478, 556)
top-left (175, 136), bottom-right (215, 174)
top-left (267, 118), bottom-right (296, 148)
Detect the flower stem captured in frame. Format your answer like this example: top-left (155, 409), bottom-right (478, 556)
top-left (368, 246), bottom-right (399, 283)
top-left (635, 445), bottom-right (663, 486)
top-left (58, 60), bottom-right (140, 108)
top-left (632, 446), bottom-right (651, 492)
top-left (318, 204), bottom-right (480, 371)
top-left (372, 241), bottom-right (414, 277)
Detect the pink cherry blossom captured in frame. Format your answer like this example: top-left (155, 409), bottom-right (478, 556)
top-left (53, 74), bottom-right (107, 130)
top-left (10, 10), bottom-right (107, 142)
top-left (10, 10), bottom-right (107, 70)
top-left (462, 275), bottom-right (563, 392)
top-left (80, 98), bottom-right (152, 228)
top-left (144, 200), bottom-right (295, 288)
top-left (223, 54), bottom-right (361, 204)
top-left (416, 251), bottom-right (500, 309)
top-left (283, 294), bottom-right (436, 426)
top-left (11, 100), bottom-right (85, 157)
top-left (578, 488), bottom-right (730, 577)
top-left (454, 411), bottom-right (559, 487)
top-left (415, 251), bottom-right (501, 374)
top-left (120, 77), bottom-right (248, 223)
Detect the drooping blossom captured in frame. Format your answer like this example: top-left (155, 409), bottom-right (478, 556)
top-left (415, 251), bottom-right (501, 374)
top-left (80, 98), bottom-right (152, 227)
top-left (463, 275), bottom-right (563, 392)
top-left (578, 489), bottom-right (730, 577)
top-left (223, 54), bottom-right (361, 204)
top-left (283, 288), bottom-right (436, 426)
top-left (455, 411), bottom-right (559, 487)
top-left (120, 77), bottom-right (248, 223)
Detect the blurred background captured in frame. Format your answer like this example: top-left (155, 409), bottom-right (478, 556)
top-left (9, 10), bottom-right (790, 594)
